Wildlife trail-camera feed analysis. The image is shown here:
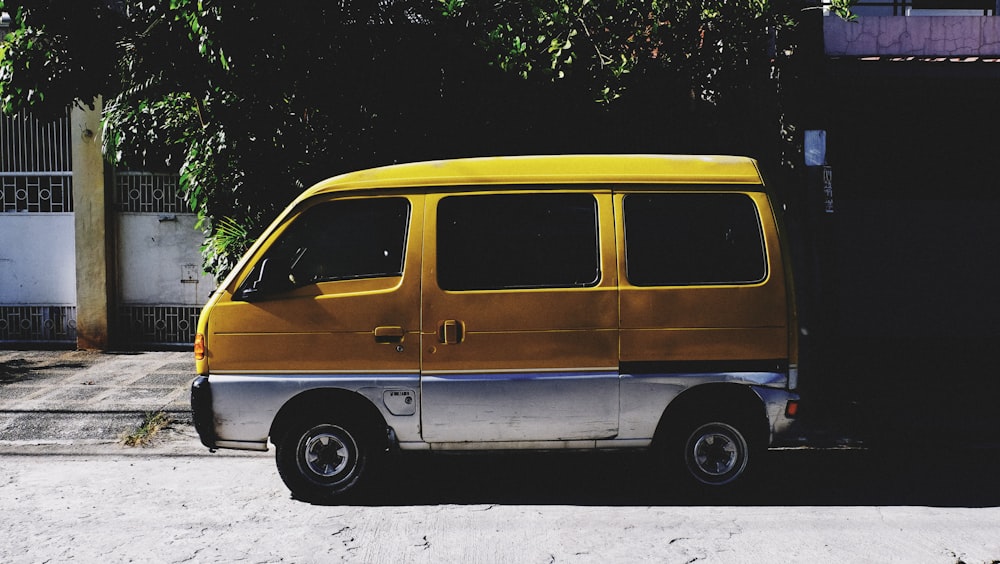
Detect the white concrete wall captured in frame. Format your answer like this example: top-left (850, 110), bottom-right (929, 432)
top-left (825, 16), bottom-right (1000, 57)
top-left (117, 213), bottom-right (215, 306)
top-left (0, 213), bottom-right (76, 304)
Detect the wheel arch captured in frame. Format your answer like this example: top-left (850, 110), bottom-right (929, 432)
top-left (654, 382), bottom-right (771, 449)
top-left (270, 387), bottom-right (390, 449)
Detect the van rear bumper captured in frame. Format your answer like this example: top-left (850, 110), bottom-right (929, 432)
top-left (190, 376), bottom-right (217, 450)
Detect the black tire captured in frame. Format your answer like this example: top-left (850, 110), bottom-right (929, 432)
top-left (275, 416), bottom-right (370, 504)
top-left (682, 420), bottom-right (751, 486)
top-left (663, 415), bottom-right (760, 490)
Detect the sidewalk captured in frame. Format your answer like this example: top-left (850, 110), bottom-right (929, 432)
top-left (0, 349), bottom-right (205, 454)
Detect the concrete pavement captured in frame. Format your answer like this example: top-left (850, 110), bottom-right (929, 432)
top-left (0, 349), bottom-right (203, 454)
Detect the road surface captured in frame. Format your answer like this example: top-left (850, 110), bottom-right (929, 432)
top-left (2, 428), bottom-right (999, 563)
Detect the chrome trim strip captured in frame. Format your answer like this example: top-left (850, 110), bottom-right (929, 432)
top-left (620, 359), bottom-right (787, 375)
top-left (420, 438), bottom-right (654, 451)
top-left (422, 370), bottom-right (618, 381)
top-left (725, 371), bottom-right (787, 388)
top-left (423, 367), bottom-right (617, 375)
top-left (619, 370), bottom-right (788, 388)
top-left (429, 440), bottom-right (597, 451)
top-left (211, 369), bottom-right (420, 375)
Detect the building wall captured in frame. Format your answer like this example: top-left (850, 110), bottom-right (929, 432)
top-left (803, 29), bottom-right (1000, 444)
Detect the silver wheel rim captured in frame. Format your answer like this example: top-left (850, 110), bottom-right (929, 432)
top-left (300, 425), bottom-right (356, 481)
top-left (686, 422), bottom-right (748, 485)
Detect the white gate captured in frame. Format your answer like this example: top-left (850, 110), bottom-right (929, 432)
top-left (113, 172), bottom-right (214, 347)
top-left (1, 110), bottom-right (212, 347)
top-left (0, 110), bottom-right (77, 343)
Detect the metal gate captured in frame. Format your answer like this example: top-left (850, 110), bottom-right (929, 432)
top-left (0, 110), bottom-right (77, 344)
top-left (113, 171), bottom-right (213, 347)
top-left (1, 110), bottom-right (212, 348)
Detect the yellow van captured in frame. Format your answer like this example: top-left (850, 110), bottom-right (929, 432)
top-left (190, 155), bottom-right (800, 503)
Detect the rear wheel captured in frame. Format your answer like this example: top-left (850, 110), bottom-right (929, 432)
top-left (682, 421), bottom-right (751, 486)
top-left (660, 413), bottom-right (761, 490)
top-left (275, 416), bottom-right (370, 504)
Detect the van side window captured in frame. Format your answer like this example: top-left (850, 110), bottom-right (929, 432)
top-left (437, 193), bottom-right (600, 290)
top-left (623, 193), bottom-right (766, 286)
top-left (265, 197), bottom-right (410, 286)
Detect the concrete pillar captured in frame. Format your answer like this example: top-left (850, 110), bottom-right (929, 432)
top-left (71, 98), bottom-right (111, 350)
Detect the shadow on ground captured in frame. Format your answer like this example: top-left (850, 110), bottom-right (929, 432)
top-left (348, 446), bottom-right (1000, 508)
top-left (0, 359), bottom-right (89, 384)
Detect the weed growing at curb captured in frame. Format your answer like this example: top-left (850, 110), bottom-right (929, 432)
top-left (121, 411), bottom-right (173, 447)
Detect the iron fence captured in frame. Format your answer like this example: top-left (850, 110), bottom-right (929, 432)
top-left (0, 305), bottom-right (77, 343)
top-left (114, 171), bottom-right (187, 213)
top-left (117, 305), bottom-right (200, 347)
top-left (0, 110), bottom-right (73, 213)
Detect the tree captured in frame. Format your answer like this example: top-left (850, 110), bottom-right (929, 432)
top-left (1, 0), bottom-right (833, 278)
top-left (447, 1), bottom-right (788, 100)
top-left (2, 0), bottom-right (465, 276)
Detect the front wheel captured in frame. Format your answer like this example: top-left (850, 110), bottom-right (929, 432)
top-left (275, 417), bottom-right (369, 504)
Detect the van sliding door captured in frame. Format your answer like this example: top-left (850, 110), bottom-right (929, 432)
top-left (420, 191), bottom-right (619, 443)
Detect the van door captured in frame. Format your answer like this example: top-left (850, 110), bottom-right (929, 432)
top-left (420, 191), bottom-right (619, 443)
top-left (206, 195), bottom-right (422, 373)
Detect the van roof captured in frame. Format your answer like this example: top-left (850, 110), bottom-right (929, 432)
top-left (299, 155), bottom-right (764, 201)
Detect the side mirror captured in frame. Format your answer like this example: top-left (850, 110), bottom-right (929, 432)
top-left (234, 257), bottom-right (292, 302)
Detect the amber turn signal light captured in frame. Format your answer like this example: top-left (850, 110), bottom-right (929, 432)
top-left (194, 333), bottom-right (205, 361)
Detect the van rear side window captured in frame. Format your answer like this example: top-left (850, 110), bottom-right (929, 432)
top-left (623, 193), bottom-right (766, 286)
top-left (437, 193), bottom-right (600, 290)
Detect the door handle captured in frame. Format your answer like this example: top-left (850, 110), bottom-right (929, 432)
top-left (439, 320), bottom-right (465, 344)
top-left (374, 325), bottom-right (404, 344)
